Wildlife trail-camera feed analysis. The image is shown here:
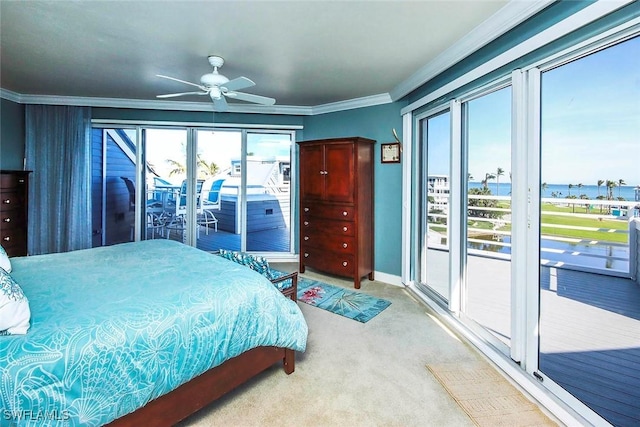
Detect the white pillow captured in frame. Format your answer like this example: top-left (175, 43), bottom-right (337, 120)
top-left (0, 246), bottom-right (10, 273)
top-left (0, 267), bottom-right (31, 335)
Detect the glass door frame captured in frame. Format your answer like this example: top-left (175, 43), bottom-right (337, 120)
top-left (92, 120), bottom-right (298, 258)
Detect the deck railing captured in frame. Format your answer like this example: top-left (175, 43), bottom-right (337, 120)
top-left (428, 194), bottom-right (640, 276)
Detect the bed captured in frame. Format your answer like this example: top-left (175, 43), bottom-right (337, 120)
top-left (0, 239), bottom-right (308, 426)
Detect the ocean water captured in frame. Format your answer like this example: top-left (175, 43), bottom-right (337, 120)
top-left (469, 182), bottom-right (639, 201)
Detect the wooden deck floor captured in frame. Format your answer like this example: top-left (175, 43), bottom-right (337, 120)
top-left (158, 225), bottom-right (292, 253)
top-left (425, 250), bottom-right (640, 426)
top-left (539, 268), bottom-right (640, 427)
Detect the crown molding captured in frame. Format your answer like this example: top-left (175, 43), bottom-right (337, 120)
top-left (0, 92), bottom-right (315, 115)
top-left (389, 0), bottom-right (555, 101)
top-left (0, 88), bottom-right (21, 103)
top-left (311, 93), bottom-right (393, 115)
top-left (0, 90), bottom-right (395, 116)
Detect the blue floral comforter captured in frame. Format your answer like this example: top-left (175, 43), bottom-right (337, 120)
top-left (1, 240), bottom-right (307, 426)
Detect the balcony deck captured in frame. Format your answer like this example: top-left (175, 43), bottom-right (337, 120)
top-left (157, 225), bottom-right (292, 253)
top-left (427, 250), bottom-right (640, 426)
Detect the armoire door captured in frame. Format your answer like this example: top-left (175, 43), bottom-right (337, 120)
top-left (324, 143), bottom-right (354, 203)
top-left (300, 144), bottom-right (325, 200)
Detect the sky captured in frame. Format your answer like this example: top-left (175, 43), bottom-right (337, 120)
top-left (428, 35), bottom-right (639, 187)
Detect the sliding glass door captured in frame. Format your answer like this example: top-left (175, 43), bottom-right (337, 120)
top-left (537, 36), bottom-right (640, 427)
top-left (92, 125), bottom-right (295, 255)
top-left (246, 132), bottom-right (292, 252)
top-left (415, 110), bottom-right (451, 302)
top-left (462, 85), bottom-right (513, 353)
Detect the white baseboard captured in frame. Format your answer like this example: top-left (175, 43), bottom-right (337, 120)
top-left (374, 270), bottom-right (403, 287)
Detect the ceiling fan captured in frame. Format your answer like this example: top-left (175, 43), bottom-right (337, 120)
top-left (156, 55), bottom-right (276, 111)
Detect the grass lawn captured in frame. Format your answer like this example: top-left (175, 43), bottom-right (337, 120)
top-left (429, 202), bottom-right (632, 244)
top-left (541, 203), bottom-right (628, 243)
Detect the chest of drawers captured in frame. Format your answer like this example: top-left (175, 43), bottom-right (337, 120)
top-left (297, 137), bottom-right (374, 289)
top-left (0, 170), bottom-right (31, 257)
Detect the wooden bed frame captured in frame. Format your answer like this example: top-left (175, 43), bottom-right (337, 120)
top-left (108, 271), bottom-right (299, 427)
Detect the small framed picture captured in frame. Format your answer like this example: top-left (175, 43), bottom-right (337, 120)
top-left (381, 143), bottom-right (401, 163)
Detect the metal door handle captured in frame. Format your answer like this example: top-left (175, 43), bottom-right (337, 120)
top-left (3, 237), bottom-right (10, 242)
top-left (3, 218), bottom-right (10, 223)
top-left (342, 243), bottom-right (348, 248)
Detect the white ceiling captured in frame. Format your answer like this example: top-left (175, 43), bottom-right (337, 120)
top-left (0, 1), bottom-right (544, 112)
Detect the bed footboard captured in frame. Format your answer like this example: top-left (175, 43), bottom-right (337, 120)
top-left (108, 346), bottom-right (294, 427)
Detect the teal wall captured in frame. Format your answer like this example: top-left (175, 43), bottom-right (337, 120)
top-left (0, 98), bottom-right (25, 170)
top-left (303, 102), bottom-right (406, 276)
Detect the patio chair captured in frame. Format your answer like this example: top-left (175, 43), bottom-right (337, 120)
top-left (216, 249), bottom-right (298, 301)
top-left (120, 176), bottom-right (165, 238)
top-left (164, 179), bottom-right (205, 240)
top-left (198, 178), bottom-right (224, 234)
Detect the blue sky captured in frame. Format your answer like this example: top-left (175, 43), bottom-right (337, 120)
top-left (541, 35), bottom-right (639, 185)
top-left (427, 35), bottom-right (639, 187)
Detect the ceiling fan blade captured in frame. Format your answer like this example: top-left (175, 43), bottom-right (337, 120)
top-left (156, 74), bottom-right (205, 90)
top-left (222, 76), bottom-right (255, 92)
top-left (226, 91), bottom-right (276, 106)
top-left (212, 95), bottom-right (229, 112)
top-left (156, 91), bottom-right (207, 98)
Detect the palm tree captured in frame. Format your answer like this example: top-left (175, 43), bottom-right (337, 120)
top-left (482, 173), bottom-right (496, 190)
top-left (606, 180), bottom-right (616, 200)
top-left (617, 178), bottom-right (626, 198)
top-left (597, 179), bottom-right (604, 197)
top-left (166, 159), bottom-right (185, 177)
top-left (606, 180), bottom-right (617, 214)
top-left (541, 182), bottom-right (548, 197)
top-left (567, 183), bottom-right (574, 197)
top-left (197, 154), bottom-right (219, 178)
top-left (495, 167), bottom-right (504, 196)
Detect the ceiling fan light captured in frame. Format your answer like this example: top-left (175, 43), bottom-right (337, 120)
top-left (209, 87), bottom-right (222, 100)
top-left (200, 72), bottom-right (228, 87)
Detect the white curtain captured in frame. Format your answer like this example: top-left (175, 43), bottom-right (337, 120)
top-left (25, 105), bottom-right (92, 254)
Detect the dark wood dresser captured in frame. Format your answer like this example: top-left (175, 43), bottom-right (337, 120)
top-left (0, 170), bottom-right (31, 257)
top-left (297, 137), bottom-right (375, 289)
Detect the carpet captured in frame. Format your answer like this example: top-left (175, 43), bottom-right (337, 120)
top-left (427, 362), bottom-right (557, 426)
top-left (285, 273), bottom-right (391, 323)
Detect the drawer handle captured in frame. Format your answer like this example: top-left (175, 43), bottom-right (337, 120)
top-left (342, 226), bottom-right (348, 232)
top-left (3, 237), bottom-right (10, 242)
top-left (342, 261), bottom-right (348, 267)
top-left (3, 199), bottom-right (10, 204)
top-left (304, 221), bottom-right (309, 226)
top-left (3, 218), bottom-right (10, 223)
top-left (342, 243), bottom-right (348, 248)
top-left (304, 207), bottom-right (310, 212)
top-left (18, 179), bottom-right (25, 183)
top-left (304, 236), bottom-right (309, 241)
top-left (304, 253), bottom-right (309, 258)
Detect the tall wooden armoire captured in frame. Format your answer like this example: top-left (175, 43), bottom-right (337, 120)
top-left (297, 137), bottom-right (375, 289)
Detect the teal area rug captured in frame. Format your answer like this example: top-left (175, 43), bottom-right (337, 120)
top-left (282, 272), bottom-right (391, 323)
